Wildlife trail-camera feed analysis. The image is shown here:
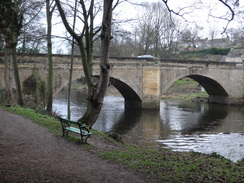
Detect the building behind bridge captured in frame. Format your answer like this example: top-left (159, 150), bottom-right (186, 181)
top-left (176, 37), bottom-right (234, 50)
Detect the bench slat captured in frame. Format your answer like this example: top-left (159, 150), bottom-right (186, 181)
top-left (81, 130), bottom-right (93, 136)
top-left (64, 127), bottom-right (92, 136)
top-left (64, 127), bottom-right (81, 134)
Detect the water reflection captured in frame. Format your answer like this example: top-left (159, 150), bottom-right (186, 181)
top-left (110, 108), bottom-right (142, 134)
top-left (159, 100), bottom-right (244, 162)
top-left (53, 88), bottom-right (244, 162)
top-left (118, 110), bottom-right (170, 148)
top-left (161, 101), bottom-right (228, 132)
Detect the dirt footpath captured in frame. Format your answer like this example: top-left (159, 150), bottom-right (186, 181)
top-left (0, 108), bottom-right (160, 183)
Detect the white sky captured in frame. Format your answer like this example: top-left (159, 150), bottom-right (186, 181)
top-left (115, 0), bottom-right (243, 37)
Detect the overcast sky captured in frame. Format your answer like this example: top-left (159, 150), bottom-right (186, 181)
top-left (115, 0), bottom-right (243, 36)
top-left (52, 0), bottom-right (243, 53)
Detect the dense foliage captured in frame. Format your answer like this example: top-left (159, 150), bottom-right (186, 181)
top-left (180, 48), bottom-right (231, 56)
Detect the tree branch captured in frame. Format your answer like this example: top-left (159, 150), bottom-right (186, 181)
top-left (218, 0), bottom-right (236, 33)
top-left (161, 0), bottom-right (238, 34)
top-left (55, 0), bottom-right (80, 41)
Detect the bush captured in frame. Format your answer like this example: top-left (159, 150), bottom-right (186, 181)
top-left (209, 47), bottom-right (231, 55)
top-left (180, 48), bottom-right (231, 56)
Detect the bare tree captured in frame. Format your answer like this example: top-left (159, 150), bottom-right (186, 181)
top-left (55, 0), bottom-right (115, 126)
top-left (109, 26), bottom-right (135, 57)
top-left (227, 27), bottom-right (244, 46)
top-left (180, 26), bottom-right (203, 48)
top-left (208, 22), bottom-right (220, 47)
top-left (0, 0), bottom-right (23, 105)
top-left (135, 2), bottom-right (180, 58)
top-left (0, 0), bottom-right (43, 106)
top-left (226, 4), bottom-right (244, 46)
top-left (67, 0), bottom-right (78, 119)
top-left (18, 13), bottom-right (46, 53)
top-left (46, 0), bottom-right (56, 113)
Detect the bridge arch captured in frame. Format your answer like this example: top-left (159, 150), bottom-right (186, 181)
top-left (110, 77), bottom-right (142, 108)
top-left (54, 74), bottom-right (142, 109)
top-left (162, 74), bottom-right (229, 101)
top-left (93, 75), bottom-right (142, 108)
top-left (187, 75), bottom-right (228, 97)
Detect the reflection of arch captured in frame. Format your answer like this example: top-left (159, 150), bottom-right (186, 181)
top-left (187, 75), bottom-right (228, 96)
top-left (93, 76), bottom-right (142, 108)
top-left (174, 103), bottom-right (228, 133)
top-left (186, 104), bottom-right (228, 132)
top-left (111, 108), bottom-right (142, 134)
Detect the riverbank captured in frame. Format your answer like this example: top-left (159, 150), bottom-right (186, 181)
top-left (162, 77), bottom-right (209, 102)
top-left (0, 106), bottom-right (159, 183)
top-left (1, 106), bottom-right (244, 182)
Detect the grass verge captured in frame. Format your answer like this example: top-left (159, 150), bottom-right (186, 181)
top-left (3, 106), bottom-right (61, 135)
top-left (100, 146), bottom-right (244, 183)
top-left (1, 105), bottom-right (118, 145)
top-left (2, 106), bottom-right (93, 145)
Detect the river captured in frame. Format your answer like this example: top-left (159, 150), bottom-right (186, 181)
top-left (53, 88), bottom-right (244, 162)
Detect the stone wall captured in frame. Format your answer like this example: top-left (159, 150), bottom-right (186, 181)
top-left (221, 48), bottom-right (244, 62)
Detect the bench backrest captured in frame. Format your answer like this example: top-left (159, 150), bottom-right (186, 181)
top-left (59, 117), bottom-right (81, 126)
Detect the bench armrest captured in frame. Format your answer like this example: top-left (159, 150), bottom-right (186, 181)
top-left (80, 125), bottom-right (92, 132)
top-left (59, 117), bottom-right (92, 130)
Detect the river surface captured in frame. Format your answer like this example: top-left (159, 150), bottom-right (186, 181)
top-left (53, 88), bottom-right (244, 162)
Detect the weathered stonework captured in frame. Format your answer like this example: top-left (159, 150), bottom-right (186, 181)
top-left (221, 48), bottom-right (244, 62)
top-left (1, 53), bottom-right (244, 109)
top-left (142, 66), bottom-right (161, 109)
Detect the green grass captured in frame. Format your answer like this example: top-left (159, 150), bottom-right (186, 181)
top-left (100, 146), bottom-right (244, 183)
top-left (165, 78), bottom-right (209, 101)
top-left (4, 106), bottom-right (62, 135)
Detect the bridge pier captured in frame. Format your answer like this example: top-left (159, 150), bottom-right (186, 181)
top-left (141, 66), bottom-right (161, 110)
top-left (125, 100), bottom-right (142, 109)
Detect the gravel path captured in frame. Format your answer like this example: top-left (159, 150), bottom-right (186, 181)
top-left (0, 108), bottom-right (159, 183)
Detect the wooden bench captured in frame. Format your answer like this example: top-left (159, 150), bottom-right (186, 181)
top-left (59, 117), bottom-right (92, 143)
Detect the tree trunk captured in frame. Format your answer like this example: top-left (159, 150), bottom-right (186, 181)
top-left (80, 0), bottom-right (113, 126)
top-left (12, 36), bottom-right (23, 106)
top-left (4, 46), bottom-right (13, 105)
top-left (46, 0), bottom-right (53, 113)
top-left (67, 0), bottom-right (78, 119)
top-left (2, 2), bottom-right (24, 106)
top-left (67, 42), bottom-right (74, 119)
top-left (55, 0), bottom-right (113, 126)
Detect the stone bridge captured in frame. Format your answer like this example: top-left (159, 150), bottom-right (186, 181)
top-left (0, 53), bottom-right (244, 109)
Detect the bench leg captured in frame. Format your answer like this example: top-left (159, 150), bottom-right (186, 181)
top-left (62, 129), bottom-right (69, 137)
top-left (80, 134), bottom-right (90, 144)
